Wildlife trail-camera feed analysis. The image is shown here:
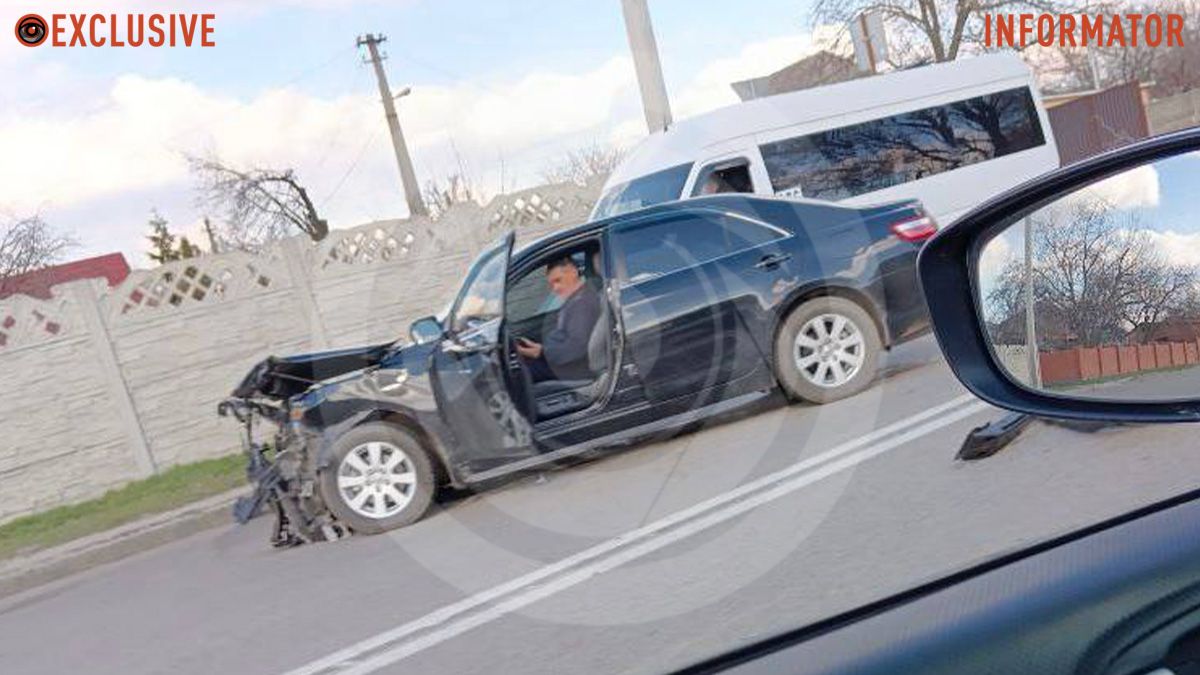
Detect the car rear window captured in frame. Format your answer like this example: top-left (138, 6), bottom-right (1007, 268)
top-left (593, 162), bottom-right (693, 218)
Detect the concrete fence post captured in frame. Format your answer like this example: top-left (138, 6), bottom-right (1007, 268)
top-left (279, 237), bottom-right (330, 350)
top-left (69, 281), bottom-right (157, 477)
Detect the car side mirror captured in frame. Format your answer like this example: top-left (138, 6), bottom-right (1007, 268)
top-left (409, 316), bottom-right (444, 345)
top-left (919, 129), bottom-right (1200, 423)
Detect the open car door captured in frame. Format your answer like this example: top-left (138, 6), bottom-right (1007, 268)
top-left (429, 232), bottom-right (536, 474)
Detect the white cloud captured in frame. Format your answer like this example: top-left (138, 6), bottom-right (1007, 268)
top-left (978, 232), bottom-right (1015, 286)
top-left (669, 28), bottom-right (848, 119)
top-left (1069, 164), bottom-right (1161, 211)
top-left (672, 33), bottom-right (817, 117)
top-left (1144, 230), bottom-right (1200, 269)
top-left (0, 56), bottom-right (636, 207)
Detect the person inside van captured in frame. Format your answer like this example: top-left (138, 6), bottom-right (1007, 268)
top-left (699, 163), bottom-right (753, 195)
top-left (515, 255), bottom-right (602, 383)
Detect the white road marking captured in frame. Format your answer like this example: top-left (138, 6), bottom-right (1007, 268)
top-left (284, 394), bottom-right (986, 675)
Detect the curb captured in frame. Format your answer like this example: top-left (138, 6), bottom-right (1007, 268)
top-left (0, 487), bottom-right (247, 599)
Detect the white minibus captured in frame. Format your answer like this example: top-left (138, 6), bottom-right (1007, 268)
top-left (593, 53), bottom-right (1059, 226)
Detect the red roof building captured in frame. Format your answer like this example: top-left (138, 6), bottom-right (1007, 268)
top-left (0, 253), bottom-right (131, 300)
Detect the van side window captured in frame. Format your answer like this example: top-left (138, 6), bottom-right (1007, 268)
top-left (614, 215), bottom-right (783, 284)
top-left (759, 86), bottom-right (1046, 200)
top-left (691, 159), bottom-right (755, 196)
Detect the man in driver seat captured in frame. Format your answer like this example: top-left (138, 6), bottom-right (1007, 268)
top-left (515, 255), bottom-right (602, 383)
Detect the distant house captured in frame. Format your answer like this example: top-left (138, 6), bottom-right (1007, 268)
top-left (731, 51), bottom-right (861, 101)
top-left (0, 253), bottom-right (131, 300)
top-left (1129, 318), bottom-right (1200, 344)
top-left (989, 301), bottom-right (1078, 349)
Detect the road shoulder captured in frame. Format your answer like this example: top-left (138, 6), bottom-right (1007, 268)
top-left (0, 487), bottom-right (245, 599)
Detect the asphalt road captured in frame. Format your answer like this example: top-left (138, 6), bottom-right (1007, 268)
top-left (5, 336), bottom-right (1200, 675)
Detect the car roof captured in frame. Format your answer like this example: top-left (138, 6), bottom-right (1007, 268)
top-left (512, 193), bottom-right (867, 262)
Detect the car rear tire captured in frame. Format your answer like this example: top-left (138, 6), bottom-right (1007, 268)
top-left (774, 297), bottom-right (881, 404)
top-left (318, 423), bottom-right (436, 535)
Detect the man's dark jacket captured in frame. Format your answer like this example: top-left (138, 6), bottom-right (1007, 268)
top-left (540, 284), bottom-right (601, 380)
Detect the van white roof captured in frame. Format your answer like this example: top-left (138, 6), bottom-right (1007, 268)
top-left (607, 53), bottom-right (1035, 188)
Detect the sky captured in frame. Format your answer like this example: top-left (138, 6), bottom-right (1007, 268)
top-left (978, 152), bottom-right (1200, 293)
top-left (0, 0), bottom-right (830, 267)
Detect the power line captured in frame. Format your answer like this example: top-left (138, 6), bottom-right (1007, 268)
top-left (321, 126), bottom-right (384, 207)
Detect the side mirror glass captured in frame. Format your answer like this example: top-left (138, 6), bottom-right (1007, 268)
top-left (409, 316), bottom-right (443, 345)
top-left (977, 151), bottom-right (1200, 402)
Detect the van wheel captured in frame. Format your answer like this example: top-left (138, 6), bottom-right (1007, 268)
top-left (318, 423), bottom-right (436, 534)
top-left (774, 297), bottom-right (881, 404)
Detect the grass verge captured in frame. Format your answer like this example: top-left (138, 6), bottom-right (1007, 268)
top-left (0, 453), bottom-right (246, 561)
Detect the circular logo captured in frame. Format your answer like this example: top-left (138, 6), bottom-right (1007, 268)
top-left (15, 14), bottom-right (47, 47)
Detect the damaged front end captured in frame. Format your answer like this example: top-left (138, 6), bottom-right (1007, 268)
top-left (219, 345), bottom-right (389, 546)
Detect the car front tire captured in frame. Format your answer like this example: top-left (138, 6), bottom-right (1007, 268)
top-left (318, 422), bottom-right (436, 534)
top-left (774, 296), bottom-right (881, 404)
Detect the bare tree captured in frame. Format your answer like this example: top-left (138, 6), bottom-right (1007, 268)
top-left (810, 0), bottom-right (1076, 66)
top-left (541, 144), bottom-right (625, 185)
top-left (1026, 0), bottom-right (1200, 95)
top-left (987, 196), bottom-right (1196, 348)
top-left (0, 215), bottom-right (76, 296)
top-left (1152, 0), bottom-right (1200, 95)
top-left (421, 173), bottom-right (484, 220)
top-left (189, 154), bottom-right (328, 253)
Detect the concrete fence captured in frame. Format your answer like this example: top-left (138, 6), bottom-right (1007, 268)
top-left (0, 179), bottom-right (603, 524)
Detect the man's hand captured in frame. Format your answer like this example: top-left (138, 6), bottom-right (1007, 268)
top-left (515, 337), bottom-right (543, 359)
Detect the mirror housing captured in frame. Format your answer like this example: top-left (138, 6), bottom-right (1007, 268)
top-left (409, 316), bottom-right (444, 345)
top-left (918, 128), bottom-right (1200, 423)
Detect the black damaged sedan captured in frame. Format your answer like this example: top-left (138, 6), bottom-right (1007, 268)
top-left (221, 194), bottom-right (934, 542)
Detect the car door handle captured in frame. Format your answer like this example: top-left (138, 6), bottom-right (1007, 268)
top-left (754, 253), bottom-right (792, 270)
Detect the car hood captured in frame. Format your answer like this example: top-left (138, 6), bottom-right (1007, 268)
top-left (230, 343), bottom-right (395, 401)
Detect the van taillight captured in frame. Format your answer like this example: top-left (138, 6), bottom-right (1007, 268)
top-left (890, 213), bottom-right (938, 243)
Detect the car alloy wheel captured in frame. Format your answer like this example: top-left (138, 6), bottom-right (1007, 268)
top-left (793, 313), bottom-right (865, 388)
top-left (336, 441), bottom-right (417, 519)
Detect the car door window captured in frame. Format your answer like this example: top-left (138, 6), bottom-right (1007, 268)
top-left (614, 214), bottom-right (785, 284)
top-left (450, 245), bottom-right (508, 334)
top-left (506, 250), bottom-right (597, 325)
top-left (691, 158), bottom-right (755, 196)
top-left (615, 216), bottom-right (726, 284)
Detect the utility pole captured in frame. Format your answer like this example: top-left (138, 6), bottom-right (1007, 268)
top-left (620, 0), bottom-right (673, 134)
top-left (358, 33), bottom-right (428, 217)
top-left (1024, 217), bottom-right (1042, 388)
top-left (202, 217), bottom-right (220, 254)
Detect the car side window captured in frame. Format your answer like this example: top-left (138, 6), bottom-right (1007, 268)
top-left (691, 158), bottom-right (755, 197)
top-left (506, 253), bottom-right (584, 324)
top-left (450, 246), bottom-right (508, 333)
top-left (614, 214), bottom-right (782, 285)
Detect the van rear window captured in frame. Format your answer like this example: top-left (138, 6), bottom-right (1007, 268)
top-left (593, 162), bottom-right (693, 218)
top-left (760, 86), bottom-right (1046, 201)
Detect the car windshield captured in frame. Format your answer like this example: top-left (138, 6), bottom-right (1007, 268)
top-left (592, 162), bottom-right (694, 219)
top-left (5, 5), bottom-right (1200, 675)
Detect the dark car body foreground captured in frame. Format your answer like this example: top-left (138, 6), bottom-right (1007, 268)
top-left (222, 194), bottom-right (933, 540)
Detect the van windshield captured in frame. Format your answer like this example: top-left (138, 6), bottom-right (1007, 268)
top-left (593, 162), bottom-right (693, 218)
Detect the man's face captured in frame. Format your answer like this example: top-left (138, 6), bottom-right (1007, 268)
top-left (546, 262), bottom-right (581, 300)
